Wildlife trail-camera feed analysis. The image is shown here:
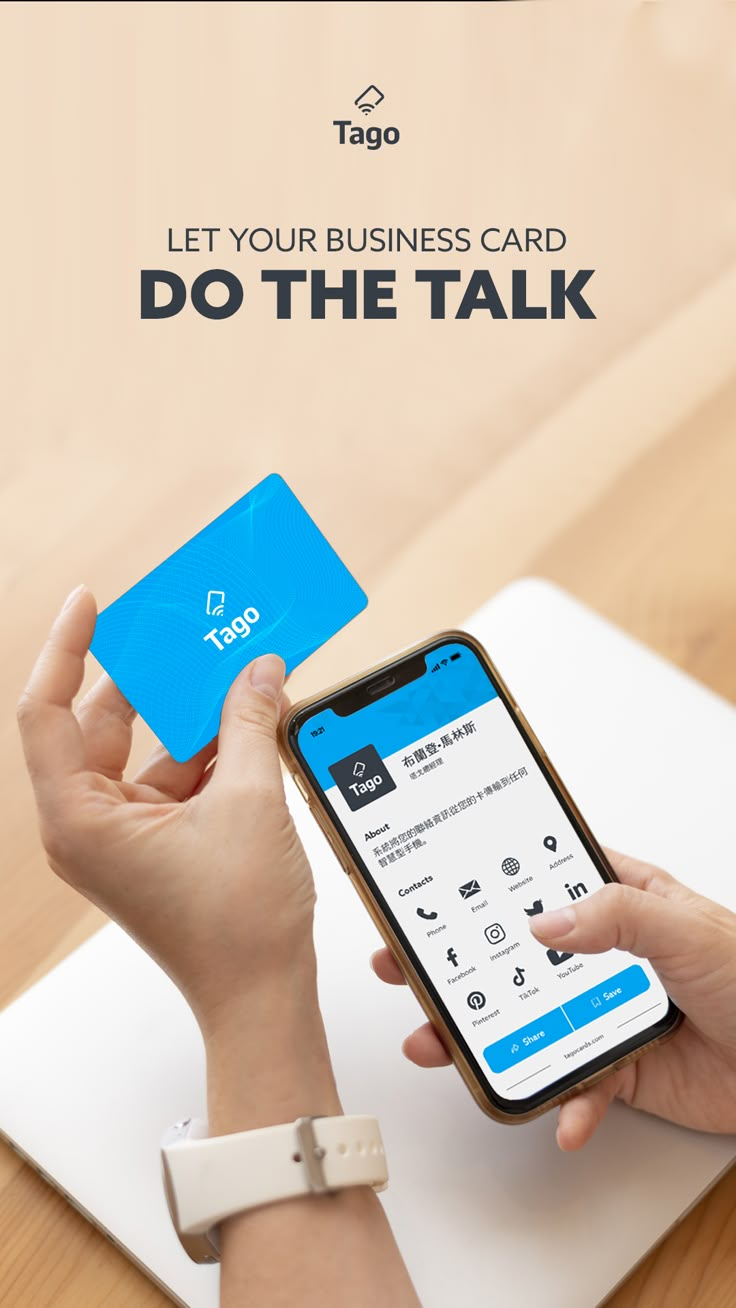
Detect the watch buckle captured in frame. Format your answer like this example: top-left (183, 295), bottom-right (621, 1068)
top-left (294, 1116), bottom-right (329, 1192)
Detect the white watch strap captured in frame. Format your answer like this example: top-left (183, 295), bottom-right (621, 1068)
top-left (163, 1115), bottom-right (387, 1245)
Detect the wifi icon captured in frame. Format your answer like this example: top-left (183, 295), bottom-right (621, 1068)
top-left (206, 590), bottom-right (226, 618)
top-left (354, 84), bottom-right (384, 115)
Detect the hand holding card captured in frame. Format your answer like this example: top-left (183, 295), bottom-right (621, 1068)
top-left (90, 474), bottom-right (367, 761)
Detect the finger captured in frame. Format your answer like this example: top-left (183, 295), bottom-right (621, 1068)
top-left (17, 587), bottom-right (97, 792)
top-left (528, 880), bottom-right (706, 972)
top-left (134, 736), bottom-right (219, 802)
top-left (370, 948), bottom-right (407, 986)
top-left (402, 1023), bottom-right (452, 1068)
top-left (556, 1070), bottom-right (627, 1151)
top-left (76, 675), bottom-right (137, 779)
top-left (191, 758), bottom-right (217, 797)
top-left (603, 849), bottom-right (684, 901)
top-left (213, 654), bottom-right (287, 795)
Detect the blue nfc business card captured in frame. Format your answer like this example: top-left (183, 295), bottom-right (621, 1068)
top-left (90, 473), bottom-right (367, 761)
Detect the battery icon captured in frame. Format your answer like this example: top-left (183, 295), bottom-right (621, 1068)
top-left (450, 652), bottom-right (461, 661)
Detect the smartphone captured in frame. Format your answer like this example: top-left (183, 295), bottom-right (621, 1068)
top-left (279, 631), bottom-right (682, 1123)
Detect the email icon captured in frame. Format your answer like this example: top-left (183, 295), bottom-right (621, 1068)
top-left (458, 879), bottom-right (482, 899)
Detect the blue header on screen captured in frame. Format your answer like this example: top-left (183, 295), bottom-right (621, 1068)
top-left (297, 641), bottom-right (498, 790)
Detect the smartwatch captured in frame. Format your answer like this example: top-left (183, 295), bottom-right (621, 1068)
top-left (161, 1114), bottom-right (389, 1263)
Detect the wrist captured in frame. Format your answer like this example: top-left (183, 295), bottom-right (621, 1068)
top-left (194, 931), bottom-right (319, 1043)
top-left (200, 952), bottom-right (341, 1135)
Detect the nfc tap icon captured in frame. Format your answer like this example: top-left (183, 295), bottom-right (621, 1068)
top-left (354, 85), bottom-right (384, 115)
top-left (206, 590), bottom-right (225, 617)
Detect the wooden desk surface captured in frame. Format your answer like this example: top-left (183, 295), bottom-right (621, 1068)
top-left (2, 3), bottom-right (736, 1304)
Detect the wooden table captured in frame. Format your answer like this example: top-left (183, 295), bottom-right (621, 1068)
top-left (2, 3), bottom-right (736, 1303)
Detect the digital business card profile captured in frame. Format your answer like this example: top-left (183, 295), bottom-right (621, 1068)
top-left (291, 633), bottom-right (679, 1121)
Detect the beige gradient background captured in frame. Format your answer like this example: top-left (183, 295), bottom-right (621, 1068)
top-left (1, 3), bottom-right (735, 1305)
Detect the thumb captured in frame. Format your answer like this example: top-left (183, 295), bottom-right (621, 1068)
top-left (213, 653), bottom-right (286, 792)
top-left (528, 881), bottom-right (702, 974)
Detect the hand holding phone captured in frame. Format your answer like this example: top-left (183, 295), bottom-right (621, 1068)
top-left (280, 632), bottom-right (683, 1123)
top-left (373, 847), bottom-right (736, 1149)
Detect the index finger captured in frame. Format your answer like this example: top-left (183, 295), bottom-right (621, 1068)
top-left (17, 586), bottom-right (98, 794)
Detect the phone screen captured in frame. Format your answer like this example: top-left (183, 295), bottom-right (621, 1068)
top-left (292, 636), bottom-right (676, 1113)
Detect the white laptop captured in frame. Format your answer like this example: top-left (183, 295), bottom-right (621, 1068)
top-left (1, 578), bottom-right (734, 1308)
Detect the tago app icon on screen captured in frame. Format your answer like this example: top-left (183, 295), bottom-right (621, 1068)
top-left (328, 744), bottom-right (397, 811)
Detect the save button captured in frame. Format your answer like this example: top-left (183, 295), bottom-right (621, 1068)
top-left (562, 964), bottom-right (650, 1032)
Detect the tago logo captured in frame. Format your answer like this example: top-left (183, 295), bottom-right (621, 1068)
top-left (203, 592), bottom-right (260, 651)
top-left (328, 744), bottom-right (397, 811)
top-left (333, 85), bottom-right (399, 151)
